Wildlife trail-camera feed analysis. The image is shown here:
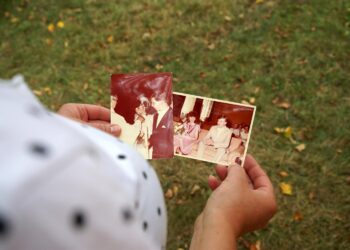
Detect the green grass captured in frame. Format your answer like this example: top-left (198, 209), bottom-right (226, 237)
top-left (1, 0), bottom-right (349, 249)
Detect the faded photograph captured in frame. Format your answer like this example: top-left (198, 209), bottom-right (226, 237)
top-left (173, 92), bottom-right (255, 165)
top-left (111, 73), bottom-right (174, 159)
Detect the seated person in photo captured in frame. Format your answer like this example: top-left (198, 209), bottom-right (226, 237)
top-left (231, 123), bottom-right (241, 138)
top-left (174, 111), bottom-right (201, 155)
top-left (174, 113), bottom-right (187, 135)
top-left (197, 116), bottom-right (232, 162)
top-left (240, 125), bottom-right (249, 146)
top-left (226, 143), bottom-right (245, 166)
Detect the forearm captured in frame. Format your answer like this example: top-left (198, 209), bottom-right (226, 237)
top-left (190, 213), bottom-right (237, 250)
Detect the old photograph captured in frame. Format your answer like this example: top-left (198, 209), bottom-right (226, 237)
top-left (173, 92), bottom-right (256, 165)
top-left (111, 73), bottom-right (174, 159)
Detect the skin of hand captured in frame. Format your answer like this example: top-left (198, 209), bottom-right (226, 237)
top-left (58, 103), bottom-right (121, 137)
top-left (190, 155), bottom-right (277, 250)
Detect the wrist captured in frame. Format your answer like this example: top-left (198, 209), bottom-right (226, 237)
top-left (202, 208), bottom-right (241, 239)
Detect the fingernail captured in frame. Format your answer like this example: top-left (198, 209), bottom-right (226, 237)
top-left (111, 125), bottom-right (120, 133)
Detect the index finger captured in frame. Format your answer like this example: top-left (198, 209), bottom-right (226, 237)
top-left (81, 104), bottom-right (110, 122)
top-left (244, 154), bottom-right (273, 192)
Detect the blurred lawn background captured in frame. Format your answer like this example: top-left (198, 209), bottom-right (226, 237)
top-left (1, 0), bottom-right (349, 249)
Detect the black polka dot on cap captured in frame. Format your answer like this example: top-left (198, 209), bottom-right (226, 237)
top-left (142, 221), bottom-right (148, 231)
top-left (157, 207), bottom-right (162, 216)
top-left (29, 142), bottom-right (50, 157)
top-left (142, 171), bottom-right (147, 180)
top-left (0, 213), bottom-right (10, 239)
top-left (71, 210), bottom-right (87, 230)
top-left (117, 154), bottom-right (126, 159)
top-left (121, 208), bottom-right (134, 222)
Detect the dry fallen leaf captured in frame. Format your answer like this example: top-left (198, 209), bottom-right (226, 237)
top-left (272, 97), bottom-right (291, 109)
top-left (47, 23), bottom-right (55, 32)
top-left (172, 185), bottom-right (179, 196)
top-left (10, 16), bottom-right (19, 23)
top-left (255, 0), bottom-right (264, 4)
top-left (83, 83), bottom-right (89, 91)
top-left (155, 64), bottom-right (163, 70)
top-left (279, 182), bottom-right (292, 195)
top-left (293, 211), bottom-right (303, 221)
top-left (249, 240), bottom-right (261, 250)
top-left (43, 87), bottom-right (52, 95)
top-left (241, 100), bottom-right (250, 105)
top-left (107, 35), bottom-right (114, 43)
top-left (279, 171), bottom-right (289, 177)
top-left (33, 90), bottom-right (42, 96)
top-left (57, 21), bottom-right (64, 28)
top-left (165, 188), bottom-right (173, 199)
top-left (283, 126), bottom-right (292, 138)
top-left (208, 43), bottom-right (215, 50)
top-left (142, 32), bottom-right (151, 40)
top-left (224, 16), bottom-right (232, 21)
top-left (295, 143), bottom-right (306, 152)
top-left (190, 184), bottom-right (201, 195)
top-left (249, 97), bottom-right (256, 104)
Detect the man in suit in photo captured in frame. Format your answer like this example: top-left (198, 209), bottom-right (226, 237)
top-left (197, 116), bottom-right (232, 162)
top-left (148, 93), bottom-right (174, 159)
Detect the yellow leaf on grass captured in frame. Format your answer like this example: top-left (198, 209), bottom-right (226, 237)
top-left (283, 126), bottom-right (292, 138)
top-left (107, 35), bottom-right (114, 43)
top-left (279, 171), bottom-right (289, 177)
top-left (274, 127), bottom-right (284, 133)
top-left (43, 87), bottom-right (52, 95)
top-left (279, 182), bottom-right (292, 195)
top-left (295, 143), bottom-right (306, 152)
top-left (47, 23), bottom-right (55, 32)
top-left (57, 21), bottom-right (64, 28)
top-left (155, 64), bottom-right (164, 70)
top-left (33, 90), bottom-right (42, 96)
top-left (249, 97), bottom-right (256, 104)
top-left (255, 0), bottom-right (264, 4)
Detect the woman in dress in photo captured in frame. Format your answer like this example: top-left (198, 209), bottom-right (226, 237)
top-left (174, 111), bottom-right (201, 155)
top-left (133, 95), bottom-right (153, 158)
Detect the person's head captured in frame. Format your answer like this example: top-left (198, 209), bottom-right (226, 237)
top-left (135, 96), bottom-right (150, 115)
top-left (151, 92), bottom-right (169, 112)
top-left (111, 95), bottom-right (118, 109)
top-left (233, 123), bottom-right (240, 129)
top-left (242, 125), bottom-right (249, 133)
top-left (217, 116), bottom-right (228, 127)
top-left (186, 111), bottom-right (198, 124)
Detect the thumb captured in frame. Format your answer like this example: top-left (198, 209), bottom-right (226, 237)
top-left (89, 123), bottom-right (121, 137)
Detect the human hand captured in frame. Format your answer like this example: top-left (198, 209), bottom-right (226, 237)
top-left (58, 103), bottom-right (121, 137)
top-left (190, 155), bottom-right (276, 250)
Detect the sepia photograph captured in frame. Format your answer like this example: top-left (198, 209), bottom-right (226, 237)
top-left (173, 92), bottom-right (256, 166)
top-left (111, 73), bottom-right (174, 159)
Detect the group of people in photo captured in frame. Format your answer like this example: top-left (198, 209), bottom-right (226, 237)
top-left (111, 91), bottom-right (173, 159)
top-left (174, 112), bottom-right (250, 165)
